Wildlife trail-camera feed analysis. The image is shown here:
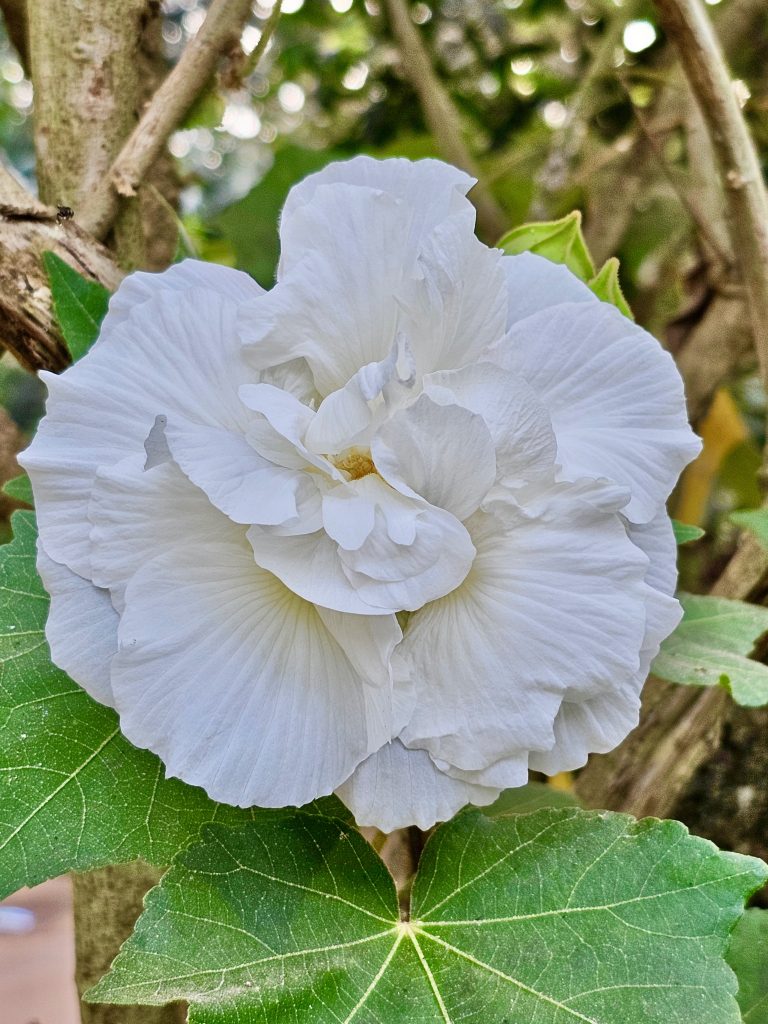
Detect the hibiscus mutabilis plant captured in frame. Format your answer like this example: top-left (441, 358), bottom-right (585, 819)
top-left (1, 157), bottom-right (766, 1022)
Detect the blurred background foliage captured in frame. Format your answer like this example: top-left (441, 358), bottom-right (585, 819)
top-left (1, 0), bottom-right (767, 580)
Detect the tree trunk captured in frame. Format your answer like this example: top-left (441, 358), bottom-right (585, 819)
top-left (25, 3), bottom-right (183, 1020)
top-left (27, 0), bottom-right (162, 269)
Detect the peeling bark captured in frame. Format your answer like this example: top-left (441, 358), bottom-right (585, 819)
top-left (0, 167), bottom-right (122, 371)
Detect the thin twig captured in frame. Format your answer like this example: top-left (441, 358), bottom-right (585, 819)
top-left (622, 84), bottom-right (732, 271)
top-left (654, 0), bottom-right (768, 385)
top-left (382, 0), bottom-right (507, 241)
top-left (243, 0), bottom-right (282, 78)
top-left (80, 0), bottom-right (258, 241)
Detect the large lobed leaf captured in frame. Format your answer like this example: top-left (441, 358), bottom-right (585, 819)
top-left (652, 592), bottom-right (768, 706)
top-left (726, 907), bottom-right (768, 1022)
top-left (0, 509), bottom-right (258, 897)
top-left (90, 807), bottom-right (766, 1023)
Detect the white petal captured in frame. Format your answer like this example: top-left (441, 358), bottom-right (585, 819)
top-left (628, 509), bottom-right (683, 677)
top-left (38, 545), bottom-right (117, 706)
top-left (20, 285), bottom-right (258, 577)
top-left (88, 454), bottom-right (237, 612)
top-left (279, 156), bottom-right (475, 277)
top-left (337, 477), bottom-right (476, 612)
top-left (336, 739), bottom-right (499, 832)
top-left (259, 357), bottom-right (319, 407)
top-left (502, 251), bottom-right (598, 327)
top-left (399, 211), bottom-right (508, 378)
top-left (486, 301), bottom-right (701, 522)
top-left (628, 508), bottom-right (678, 597)
top-left (249, 475), bottom-right (475, 614)
top-left (112, 538), bottom-right (396, 808)
top-left (240, 185), bottom-right (420, 394)
top-left (100, 259), bottom-right (262, 339)
top-left (321, 488), bottom-right (376, 550)
top-left (163, 420), bottom-right (309, 527)
top-left (434, 751), bottom-right (529, 790)
top-left (399, 481), bottom-right (650, 771)
top-left (247, 526), bottom-right (382, 615)
top-left (303, 337), bottom-right (413, 455)
top-left (424, 363), bottom-right (557, 486)
top-left (529, 689), bottom-right (640, 774)
top-left (372, 394), bottom-right (496, 521)
top-left (315, 607), bottom-right (414, 739)
top-left (240, 383), bottom-right (332, 475)
top-left (527, 509), bottom-right (683, 776)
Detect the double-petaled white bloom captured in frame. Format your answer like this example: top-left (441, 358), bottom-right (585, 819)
top-left (21, 158), bottom-right (700, 831)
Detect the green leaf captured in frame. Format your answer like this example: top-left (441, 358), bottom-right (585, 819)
top-left (731, 509), bottom-right (768, 550)
top-left (0, 510), bottom-right (256, 898)
top-left (589, 257), bottom-right (634, 319)
top-left (2, 473), bottom-right (32, 505)
top-left (673, 518), bottom-right (705, 544)
top-left (43, 251), bottom-right (110, 361)
top-left (482, 780), bottom-right (579, 818)
top-left (726, 908), bottom-right (768, 1022)
top-left (498, 210), bottom-right (595, 281)
top-left (652, 593), bottom-right (768, 705)
top-left (90, 807), bottom-right (766, 1023)
top-left (211, 146), bottom-right (339, 287)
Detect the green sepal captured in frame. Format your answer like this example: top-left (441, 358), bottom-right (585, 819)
top-left (589, 256), bottom-right (634, 319)
top-left (498, 210), bottom-right (595, 280)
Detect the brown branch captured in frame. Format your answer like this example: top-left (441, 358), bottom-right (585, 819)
top-left (655, 0), bottom-right (768, 384)
top-left (0, 163), bottom-right (122, 372)
top-left (80, 0), bottom-right (257, 241)
top-left (382, 0), bottom-right (508, 242)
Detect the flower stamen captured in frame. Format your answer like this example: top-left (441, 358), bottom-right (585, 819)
top-left (330, 446), bottom-right (377, 480)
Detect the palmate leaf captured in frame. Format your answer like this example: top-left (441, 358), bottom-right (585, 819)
top-left (482, 779), bottom-right (579, 818)
top-left (0, 509), bottom-right (259, 898)
top-left (726, 908), bottom-right (768, 1022)
top-left (652, 592), bottom-right (768, 706)
top-left (89, 807), bottom-right (766, 1023)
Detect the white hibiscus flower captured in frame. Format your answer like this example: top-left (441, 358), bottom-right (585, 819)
top-left (20, 157), bottom-right (701, 832)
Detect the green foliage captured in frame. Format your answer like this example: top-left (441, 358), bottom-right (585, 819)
top-left (589, 257), bottom-right (634, 319)
top-left (498, 210), bottom-right (596, 280)
top-left (731, 508), bottom-right (768, 549)
top-left (211, 146), bottom-right (338, 286)
top-left (42, 251), bottom-right (110, 362)
top-left (673, 519), bottom-right (705, 545)
top-left (498, 212), bottom-right (637, 318)
top-left (90, 807), bottom-right (765, 1022)
top-left (482, 780), bottom-right (579, 818)
top-left (726, 908), bottom-right (768, 1022)
top-left (0, 509), bottom-right (258, 898)
top-left (2, 473), bottom-right (32, 505)
top-left (652, 593), bottom-right (768, 705)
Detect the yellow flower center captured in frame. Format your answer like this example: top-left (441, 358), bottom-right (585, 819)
top-left (330, 446), bottom-right (377, 480)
